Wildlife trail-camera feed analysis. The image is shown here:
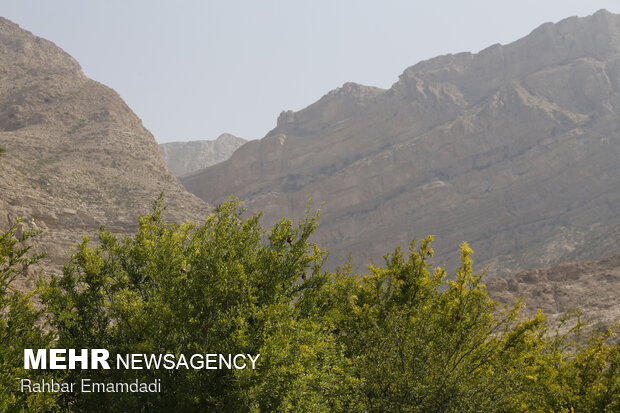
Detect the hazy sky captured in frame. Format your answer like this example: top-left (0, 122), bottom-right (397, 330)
top-left (3, 1), bottom-right (620, 143)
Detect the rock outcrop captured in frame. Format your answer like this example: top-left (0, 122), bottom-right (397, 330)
top-left (0, 17), bottom-right (211, 287)
top-left (182, 10), bottom-right (620, 274)
top-left (488, 252), bottom-right (620, 328)
top-left (159, 133), bottom-right (246, 177)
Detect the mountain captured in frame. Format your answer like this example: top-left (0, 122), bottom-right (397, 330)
top-left (488, 252), bottom-right (620, 328)
top-left (182, 9), bottom-right (620, 274)
top-left (0, 17), bottom-right (211, 287)
top-left (159, 133), bottom-right (246, 177)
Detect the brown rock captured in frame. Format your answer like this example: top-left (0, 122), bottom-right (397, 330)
top-left (182, 10), bottom-right (620, 275)
top-left (0, 17), bottom-right (211, 284)
top-left (487, 252), bottom-right (620, 328)
top-left (159, 133), bottom-right (246, 177)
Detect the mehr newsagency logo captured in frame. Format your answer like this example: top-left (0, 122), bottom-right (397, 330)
top-left (20, 348), bottom-right (260, 393)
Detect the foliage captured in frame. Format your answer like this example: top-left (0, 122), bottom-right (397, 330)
top-left (0, 197), bottom-right (617, 411)
top-left (325, 239), bottom-right (542, 411)
top-left (326, 239), bottom-right (620, 412)
top-left (39, 198), bottom-right (357, 412)
top-left (521, 313), bottom-right (620, 412)
top-left (0, 222), bottom-right (59, 412)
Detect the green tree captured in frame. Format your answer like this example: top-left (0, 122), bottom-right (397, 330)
top-left (520, 313), bottom-right (620, 412)
top-left (29, 196), bottom-right (620, 412)
top-left (0, 222), bottom-right (59, 412)
top-left (40, 198), bottom-right (358, 412)
top-left (326, 238), bottom-right (620, 412)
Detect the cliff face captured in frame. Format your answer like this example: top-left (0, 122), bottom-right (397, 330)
top-left (182, 10), bottom-right (620, 273)
top-left (488, 252), bottom-right (620, 328)
top-left (159, 133), bottom-right (246, 177)
top-left (0, 17), bottom-right (211, 285)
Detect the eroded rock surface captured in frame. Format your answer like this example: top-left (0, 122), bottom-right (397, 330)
top-left (488, 253), bottom-right (620, 328)
top-left (160, 133), bottom-right (246, 177)
top-left (183, 10), bottom-right (620, 275)
top-left (0, 17), bottom-right (211, 286)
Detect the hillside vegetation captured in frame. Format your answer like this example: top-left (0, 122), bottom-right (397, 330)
top-left (1, 199), bottom-right (618, 412)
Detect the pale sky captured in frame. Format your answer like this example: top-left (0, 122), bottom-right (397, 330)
top-left (2, 1), bottom-right (620, 143)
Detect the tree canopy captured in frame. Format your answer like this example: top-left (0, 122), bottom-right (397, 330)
top-left (1, 198), bottom-right (618, 412)
top-left (0, 222), bottom-right (59, 412)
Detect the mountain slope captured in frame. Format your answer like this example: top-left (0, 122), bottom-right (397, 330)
top-left (0, 17), bottom-right (211, 284)
top-left (182, 10), bottom-right (620, 274)
top-left (488, 252), bottom-right (620, 327)
top-left (160, 133), bottom-right (246, 177)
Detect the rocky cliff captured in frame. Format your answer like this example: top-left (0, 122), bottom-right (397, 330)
top-left (159, 133), bottom-right (246, 177)
top-left (0, 17), bottom-right (211, 287)
top-left (182, 10), bottom-right (620, 274)
top-left (488, 252), bottom-right (620, 328)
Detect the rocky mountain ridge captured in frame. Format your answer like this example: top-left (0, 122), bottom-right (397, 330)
top-left (182, 9), bottom-right (620, 275)
top-left (488, 252), bottom-right (620, 328)
top-left (0, 17), bottom-right (211, 287)
top-left (159, 133), bottom-right (246, 177)
top-left (1, 12), bottom-right (619, 329)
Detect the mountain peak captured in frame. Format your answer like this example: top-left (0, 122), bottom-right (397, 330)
top-left (0, 17), bottom-right (210, 277)
top-left (160, 133), bottom-right (246, 177)
top-left (0, 17), bottom-right (82, 77)
top-left (391, 9), bottom-right (620, 106)
top-left (182, 10), bottom-right (620, 278)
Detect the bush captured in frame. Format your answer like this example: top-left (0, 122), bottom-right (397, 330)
top-left (0, 222), bottom-right (59, 412)
top-left (0, 197), bottom-right (616, 411)
top-left (40, 198), bottom-right (357, 412)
